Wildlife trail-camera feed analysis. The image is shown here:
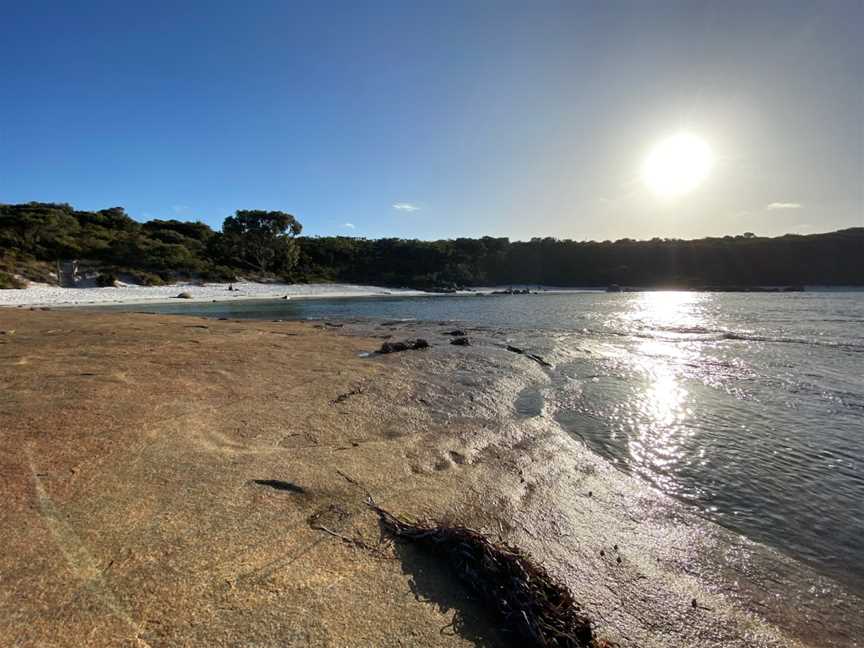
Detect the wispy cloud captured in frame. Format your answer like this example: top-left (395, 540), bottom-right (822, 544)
top-left (172, 204), bottom-right (191, 214)
top-left (342, 222), bottom-right (355, 229)
top-left (766, 202), bottom-right (802, 210)
top-left (393, 202), bottom-right (420, 212)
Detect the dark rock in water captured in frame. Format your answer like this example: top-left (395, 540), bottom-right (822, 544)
top-left (606, 284), bottom-right (623, 293)
top-left (176, 292), bottom-right (193, 299)
top-left (450, 336), bottom-right (471, 346)
top-left (505, 345), bottom-right (551, 367)
top-left (379, 339), bottom-right (430, 354)
top-left (442, 329), bottom-right (467, 337)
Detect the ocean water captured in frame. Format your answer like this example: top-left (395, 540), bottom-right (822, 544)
top-left (109, 291), bottom-right (864, 591)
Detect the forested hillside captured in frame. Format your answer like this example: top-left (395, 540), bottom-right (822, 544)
top-left (1, 202), bottom-right (862, 289)
top-left (296, 230), bottom-right (864, 288)
top-left (0, 202), bottom-right (299, 288)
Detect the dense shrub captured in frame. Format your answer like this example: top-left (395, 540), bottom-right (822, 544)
top-left (96, 271), bottom-right (118, 287)
top-left (0, 203), bottom-right (301, 283)
top-left (200, 265), bottom-right (238, 282)
top-left (123, 270), bottom-right (165, 286)
top-left (0, 270), bottom-right (27, 289)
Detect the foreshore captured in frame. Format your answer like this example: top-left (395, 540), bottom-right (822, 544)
top-left (1, 309), bottom-right (860, 647)
top-left (0, 281), bottom-right (443, 308)
top-left (0, 282), bottom-right (608, 309)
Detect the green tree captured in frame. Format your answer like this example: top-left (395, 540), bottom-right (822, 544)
top-left (220, 210), bottom-right (302, 274)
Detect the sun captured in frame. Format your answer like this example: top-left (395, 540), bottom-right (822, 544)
top-left (642, 133), bottom-right (713, 197)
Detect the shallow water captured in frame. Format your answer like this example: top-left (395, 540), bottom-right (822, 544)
top-left (107, 290), bottom-right (864, 592)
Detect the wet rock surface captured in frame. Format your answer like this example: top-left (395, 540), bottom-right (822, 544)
top-left (505, 344), bottom-right (552, 367)
top-left (514, 387), bottom-right (544, 417)
top-left (0, 309), bottom-right (859, 648)
top-left (379, 338), bottom-right (430, 354)
top-left (442, 329), bottom-right (467, 337)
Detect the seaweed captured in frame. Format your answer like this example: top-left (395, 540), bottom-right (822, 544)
top-left (368, 499), bottom-right (609, 648)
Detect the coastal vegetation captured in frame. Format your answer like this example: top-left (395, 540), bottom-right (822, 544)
top-left (1, 201), bottom-right (862, 288)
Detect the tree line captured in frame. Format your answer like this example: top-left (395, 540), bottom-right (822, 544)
top-left (0, 202), bottom-right (300, 287)
top-left (1, 202), bottom-right (862, 289)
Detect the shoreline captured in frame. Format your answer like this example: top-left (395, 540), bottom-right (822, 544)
top-left (2, 308), bottom-right (860, 646)
top-left (0, 281), bottom-right (451, 308)
top-left (2, 281), bottom-right (861, 310)
top-left (0, 282), bottom-right (607, 309)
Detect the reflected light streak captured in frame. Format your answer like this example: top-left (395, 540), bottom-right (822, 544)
top-left (617, 292), bottom-right (706, 493)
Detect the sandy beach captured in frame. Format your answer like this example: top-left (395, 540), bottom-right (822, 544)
top-left (0, 281), bottom-right (444, 308)
top-left (1, 309), bottom-right (860, 647)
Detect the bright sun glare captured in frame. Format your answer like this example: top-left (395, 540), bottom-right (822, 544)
top-left (642, 133), bottom-right (713, 197)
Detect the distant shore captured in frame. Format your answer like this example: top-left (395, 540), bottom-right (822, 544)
top-left (6, 281), bottom-right (862, 309)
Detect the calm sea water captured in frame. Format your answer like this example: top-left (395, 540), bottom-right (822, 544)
top-left (110, 291), bottom-right (864, 591)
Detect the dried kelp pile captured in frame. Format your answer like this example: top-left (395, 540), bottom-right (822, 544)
top-left (369, 500), bottom-right (608, 648)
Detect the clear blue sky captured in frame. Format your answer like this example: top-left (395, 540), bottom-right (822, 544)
top-left (2, 1), bottom-right (861, 240)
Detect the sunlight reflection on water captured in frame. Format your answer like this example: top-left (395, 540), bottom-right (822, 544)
top-left (553, 291), bottom-right (863, 589)
top-left (615, 293), bottom-right (706, 494)
top-left (623, 290), bottom-right (707, 329)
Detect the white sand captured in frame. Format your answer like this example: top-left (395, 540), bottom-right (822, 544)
top-left (0, 281), bottom-right (438, 307)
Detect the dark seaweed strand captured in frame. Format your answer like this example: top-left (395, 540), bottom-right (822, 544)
top-left (368, 499), bottom-right (609, 648)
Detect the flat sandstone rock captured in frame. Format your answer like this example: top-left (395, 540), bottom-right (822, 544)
top-left (0, 310), bottom-right (857, 647)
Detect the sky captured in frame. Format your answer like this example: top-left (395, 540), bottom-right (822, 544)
top-left (2, 0), bottom-right (862, 241)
